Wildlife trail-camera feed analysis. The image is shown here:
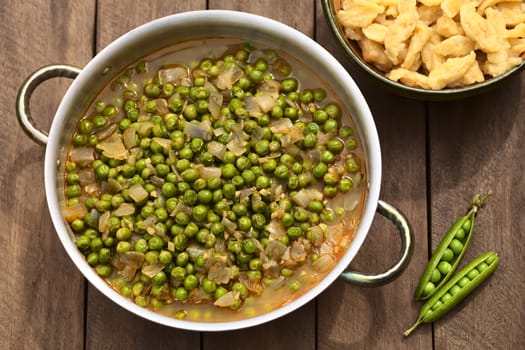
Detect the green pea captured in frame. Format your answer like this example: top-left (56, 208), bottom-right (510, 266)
top-left (159, 250), bottom-right (173, 265)
top-left (243, 239), bottom-right (257, 254)
top-left (174, 287), bottom-right (188, 301)
top-left (287, 227), bottom-right (302, 240)
top-left (345, 157), bottom-right (361, 173)
top-left (202, 278), bottom-right (217, 293)
top-left (281, 267), bottom-right (294, 277)
top-left (430, 269), bottom-right (441, 283)
top-left (184, 274), bottom-right (199, 290)
top-left (302, 133), bottom-right (317, 148)
top-left (437, 261), bottom-right (452, 275)
top-left (327, 139), bottom-right (344, 153)
top-left (339, 178), bottom-right (353, 192)
top-left (313, 109), bottom-right (328, 123)
top-left (323, 186), bottom-right (338, 198)
top-left (116, 227), bottom-right (131, 241)
top-left (476, 262), bottom-right (489, 273)
top-left (455, 228), bottom-right (466, 240)
top-left (340, 126), bottom-right (354, 138)
top-left (288, 280), bottom-right (301, 291)
top-left (466, 269), bottom-right (479, 280)
top-left (73, 134), bottom-right (87, 146)
top-left (171, 266), bottom-right (186, 281)
top-left (281, 78), bottom-right (297, 92)
top-left (323, 172), bottom-right (338, 185)
top-left (313, 162), bottom-right (328, 178)
top-left (441, 248), bottom-right (454, 262)
top-left (214, 286), bottom-right (229, 300)
top-left (422, 282), bottom-right (435, 297)
top-left (449, 239), bottom-right (464, 255)
top-left (95, 264), bottom-right (112, 277)
top-left (323, 119), bottom-right (339, 133)
top-left (321, 150), bottom-right (335, 164)
top-left (255, 175), bottom-right (270, 190)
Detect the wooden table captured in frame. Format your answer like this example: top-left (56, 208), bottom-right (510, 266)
top-left (2, 1), bottom-right (524, 349)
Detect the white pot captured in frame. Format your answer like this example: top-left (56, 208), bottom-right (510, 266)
top-left (17, 10), bottom-right (413, 332)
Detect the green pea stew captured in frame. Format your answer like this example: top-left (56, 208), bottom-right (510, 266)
top-left (62, 38), bottom-right (367, 322)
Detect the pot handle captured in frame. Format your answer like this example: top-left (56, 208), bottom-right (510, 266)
top-left (16, 64), bottom-right (81, 146)
top-left (340, 200), bottom-right (413, 286)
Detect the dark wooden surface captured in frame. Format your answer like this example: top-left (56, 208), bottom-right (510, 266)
top-left (1, 1), bottom-right (523, 349)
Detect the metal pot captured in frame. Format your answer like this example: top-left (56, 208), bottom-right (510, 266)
top-left (16, 10), bottom-right (413, 331)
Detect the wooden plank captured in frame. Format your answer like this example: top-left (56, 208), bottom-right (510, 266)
top-left (0, 1), bottom-right (95, 349)
top-left (84, 2), bottom-right (205, 349)
top-left (203, 0), bottom-right (317, 347)
top-left (202, 1), bottom-right (317, 349)
top-left (428, 74), bottom-right (525, 348)
top-left (314, 0), bottom-right (431, 348)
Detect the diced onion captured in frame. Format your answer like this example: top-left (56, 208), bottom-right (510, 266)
top-left (208, 141), bottom-right (226, 160)
top-left (152, 137), bottom-right (172, 151)
top-left (78, 168), bottom-right (96, 187)
top-left (96, 123), bottom-right (118, 141)
top-left (194, 164), bottom-right (222, 180)
top-left (184, 120), bottom-right (213, 141)
top-left (258, 79), bottom-right (281, 97)
top-left (186, 244), bottom-right (206, 259)
top-left (239, 273), bottom-right (264, 295)
top-left (265, 220), bottom-right (286, 239)
top-left (270, 118), bottom-right (293, 134)
top-left (226, 140), bottom-right (247, 156)
top-left (244, 96), bottom-right (262, 117)
top-left (214, 63), bottom-right (243, 90)
top-left (208, 262), bottom-right (232, 284)
top-left (317, 131), bottom-right (337, 145)
top-left (170, 201), bottom-right (192, 217)
top-left (221, 217), bottom-right (237, 234)
top-left (255, 94), bottom-right (276, 113)
top-left (158, 65), bottom-right (189, 85)
top-left (265, 239), bottom-right (287, 260)
top-left (123, 126), bottom-right (137, 149)
top-left (136, 121), bottom-right (154, 136)
top-left (62, 203), bottom-right (88, 223)
top-left (96, 139), bottom-right (128, 160)
top-left (114, 202), bottom-right (135, 217)
top-left (311, 253), bottom-right (336, 272)
top-left (325, 221), bottom-right (345, 245)
top-left (141, 262), bottom-right (165, 278)
top-left (69, 147), bottom-right (95, 164)
top-left (98, 211), bottom-right (110, 234)
top-left (290, 241), bottom-right (307, 262)
top-left (128, 184), bottom-right (149, 202)
top-left (292, 188), bottom-right (324, 207)
top-left (111, 251), bottom-right (144, 282)
top-left (208, 91), bottom-right (223, 119)
top-left (213, 291), bottom-right (239, 307)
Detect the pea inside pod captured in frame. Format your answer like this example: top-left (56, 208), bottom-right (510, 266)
top-left (415, 193), bottom-right (491, 301)
top-left (404, 251), bottom-right (499, 336)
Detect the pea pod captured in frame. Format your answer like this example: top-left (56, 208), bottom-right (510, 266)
top-left (415, 193), bottom-right (491, 300)
top-left (405, 251), bottom-right (499, 337)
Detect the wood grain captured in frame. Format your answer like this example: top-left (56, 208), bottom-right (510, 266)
top-left (315, 0), bottom-right (430, 348)
top-left (3, 0), bottom-right (525, 349)
top-left (203, 2), bottom-right (317, 349)
top-left (0, 1), bottom-right (95, 350)
top-left (428, 76), bottom-right (525, 349)
top-left (84, 2), bottom-right (206, 349)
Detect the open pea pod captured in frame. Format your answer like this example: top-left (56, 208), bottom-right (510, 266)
top-left (405, 251), bottom-right (499, 336)
top-left (415, 193), bottom-right (491, 301)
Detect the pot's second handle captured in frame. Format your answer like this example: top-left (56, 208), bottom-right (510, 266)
top-left (340, 200), bottom-right (413, 286)
top-left (16, 64), bottom-right (81, 146)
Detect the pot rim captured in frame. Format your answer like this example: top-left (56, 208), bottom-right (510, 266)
top-left (44, 9), bottom-right (382, 331)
